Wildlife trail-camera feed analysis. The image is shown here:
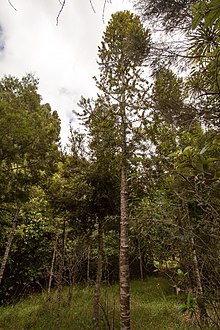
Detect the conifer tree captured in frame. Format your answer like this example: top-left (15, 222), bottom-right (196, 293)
top-left (94, 11), bottom-right (150, 329)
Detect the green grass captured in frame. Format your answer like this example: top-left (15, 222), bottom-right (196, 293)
top-left (130, 278), bottom-right (197, 330)
top-left (0, 277), bottom-right (200, 330)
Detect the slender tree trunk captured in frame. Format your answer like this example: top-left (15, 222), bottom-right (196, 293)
top-left (68, 254), bottom-right (76, 306)
top-left (138, 237), bottom-right (143, 281)
top-left (185, 203), bottom-right (208, 321)
top-left (118, 81), bottom-right (131, 330)
top-left (189, 226), bottom-right (208, 320)
top-left (177, 203), bottom-right (193, 292)
top-left (56, 237), bottom-right (62, 330)
top-left (0, 206), bottom-right (20, 285)
top-left (56, 221), bottom-right (66, 330)
top-left (120, 164), bottom-right (130, 330)
top-left (190, 235), bottom-right (206, 314)
top-left (48, 236), bottom-right (58, 295)
top-left (93, 218), bottom-right (104, 330)
top-left (87, 245), bottom-right (91, 283)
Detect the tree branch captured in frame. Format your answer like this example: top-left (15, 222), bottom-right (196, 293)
top-left (8, 0), bottom-right (17, 11)
top-left (89, 0), bottom-right (96, 13)
top-left (150, 45), bottom-right (212, 60)
top-left (56, 0), bottom-right (66, 26)
top-left (102, 0), bottom-right (107, 23)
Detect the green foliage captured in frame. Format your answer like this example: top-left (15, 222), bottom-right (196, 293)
top-left (192, 0), bottom-right (220, 30)
top-left (0, 74), bottom-right (61, 303)
top-left (177, 293), bottom-right (197, 315)
top-left (98, 11), bottom-right (150, 70)
top-left (0, 74), bottom-right (60, 204)
top-left (188, 0), bottom-right (220, 127)
top-left (0, 74), bottom-right (60, 165)
top-left (0, 186), bottom-right (55, 304)
top-left (95, 11), bottom-right (150, 127)
top-left (152, 67), bottom-right (196, 129)
top-left (47, 154), bottom-right (94, 234)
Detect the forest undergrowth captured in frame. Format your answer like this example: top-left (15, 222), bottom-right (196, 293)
top-left (0, 277), bottom-right (202, 330)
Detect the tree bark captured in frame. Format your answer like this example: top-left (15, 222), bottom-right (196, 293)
top-left (0, 206), bottom-right (20, 285)
top-left (93, 218), bottom-right (104, 330)
top-left (119, 164), bottom-right (130, 330)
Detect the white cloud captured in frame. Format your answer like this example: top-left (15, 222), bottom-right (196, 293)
top-left (0, 0), bottom-right (134, 145)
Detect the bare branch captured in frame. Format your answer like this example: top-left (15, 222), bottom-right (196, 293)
top-left (102, 0), bottom-right (107, 23)
top-left (56, 0), bottom-right (66, 26)
top-left (8, 0), bottom-right (17, 11)
top-left (198, 92), bottom-right (220, 98)
top-left (102, 0), bottom-right (112, 23)
top-left (56, 0), bottom-right (100, 25)
top-left (150, 45), bottom-right (212, 60)
top-left (89, 0), bottom-right (96, 14)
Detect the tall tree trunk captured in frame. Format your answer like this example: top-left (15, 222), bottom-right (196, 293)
top-left (119, 164), bottom-right (130, 330)
top-left (0, 206), bottom-right (20, 285)
top-left (93, 218), bottom-right (104, 330)
top-left (48, 236), bottom-right (58, 295)
top-left (56, 221), bottom-right (66, 330)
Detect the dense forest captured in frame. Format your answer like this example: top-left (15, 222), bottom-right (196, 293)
top-left (0, 1), bottom-right (220, 329)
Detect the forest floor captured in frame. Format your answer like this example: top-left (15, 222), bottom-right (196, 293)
top-left (0, 277), bottom-right (202, 329)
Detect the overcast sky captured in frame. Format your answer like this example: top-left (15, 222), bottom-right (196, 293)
top-left (0, 0), bottom-right (134, 145)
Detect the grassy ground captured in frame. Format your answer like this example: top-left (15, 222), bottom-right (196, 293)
top-left (0, 277), bottom-right (201, 330)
